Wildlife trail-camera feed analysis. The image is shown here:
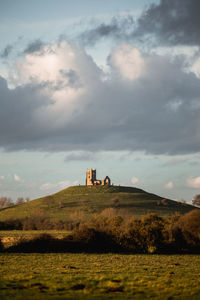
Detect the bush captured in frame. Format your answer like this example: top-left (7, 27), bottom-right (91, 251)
top-left (179, 210), bottom-right (200, 237)
top-left (22, 216), bottom-right (53, 230)
top-left (0, 219), bottom-right (23, 230)
top-left (0, 239), bottom-right (4, 252)
top-left (8, 234), bottom-right (57, 253)
top-left (176, 210), bottom-right (200, 251)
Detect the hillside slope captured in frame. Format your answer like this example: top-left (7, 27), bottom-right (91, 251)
top-left (0, 185), bottom-right (196, 222)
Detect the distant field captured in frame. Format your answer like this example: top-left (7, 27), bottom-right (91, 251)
top-left (0, 230), bottom-right (70, 237)
top-left (0, 230), bottom-right (70, 248)
top-left (0, 185), bottom-right (195, 222)
top-left (0, 253), bottom-right (200, 299)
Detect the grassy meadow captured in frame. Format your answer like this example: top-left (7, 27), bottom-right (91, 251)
top-left (1, 253), bottom-right (200, 299)
top-left (0, 186), bottom-right (195, 223)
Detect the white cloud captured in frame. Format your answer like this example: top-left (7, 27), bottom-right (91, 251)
top-left (131, 176), bottom-right (139, 185)
top-left (40, 182), bottom-right (56, 191)
top-left (57, 180), bottom-right (71, 190)
top-left (73, 180), bottom-right (79, 186)
top-left (109, 44), bottom-right (145, 80)
top-left (10, 41), bottom-right (101, 128)
top-left (40, 180), bottom-right (78, 191)
top-left (164, 181), bottom-right (173, 190)
top-left (186, 176), bottom-right (200, 188)
top-left (14, 174), bottom-right (21, 182)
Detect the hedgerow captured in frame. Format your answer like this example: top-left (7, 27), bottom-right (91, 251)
top-left (3, 210), bottom-right (200, 254)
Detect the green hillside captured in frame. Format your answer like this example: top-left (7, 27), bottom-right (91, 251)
top-left (0, 185), bottom-right (196, 222)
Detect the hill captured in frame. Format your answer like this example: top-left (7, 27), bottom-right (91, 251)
top-left (0, 185), bottom-right (196, 222)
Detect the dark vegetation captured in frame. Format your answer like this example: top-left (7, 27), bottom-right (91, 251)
top-left (0, 215), bottom-right (78, 230)
top-left (1, 209), bottom-right (200, 254)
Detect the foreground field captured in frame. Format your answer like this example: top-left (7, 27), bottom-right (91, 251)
top-left (0, 254), bottom-right (200, 299)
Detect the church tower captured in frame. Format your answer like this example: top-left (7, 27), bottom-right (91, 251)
top-left (86, 168), bottom-right (97, 186)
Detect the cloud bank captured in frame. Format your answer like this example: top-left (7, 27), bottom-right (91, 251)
top-left (79, 0), bottom-right (200, 47)
top-left (135, 0), bottom-right (200, 46)
top-left (1, 40), bottom-right (200, 155)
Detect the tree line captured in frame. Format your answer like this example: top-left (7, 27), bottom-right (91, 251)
top-left (1, 209), bottom-right (200, 254)
top-left (0, 197), bottom-right (30, 209)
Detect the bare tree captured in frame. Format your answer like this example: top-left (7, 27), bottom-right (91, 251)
top-left (0, 197), bottom-right (14, 209)
top-left (6, 198), bottom-right (14, 207)
top-left (0, 197), bottom-right (7, 208)
top-left (192, 194), bottom-right (200, 207)
top-left (16, 197), bottom-right (24, 205)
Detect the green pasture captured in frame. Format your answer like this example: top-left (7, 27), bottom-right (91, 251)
top-left (0, 253), bottom-right (200, 299)
top-left (0, 185), bottom-right (194, 222)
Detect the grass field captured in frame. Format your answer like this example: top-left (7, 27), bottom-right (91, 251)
top-left (0, 185), bottom-right (195, 223)
top-left (0, 253), bottom-right (200, 299)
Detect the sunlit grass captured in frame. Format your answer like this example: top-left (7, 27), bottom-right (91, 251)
top-left (0, 253), bottom-right (200, 299)
top-left (0, 230), bottom-right (71, 248)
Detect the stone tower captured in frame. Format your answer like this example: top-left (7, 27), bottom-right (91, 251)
top-left (86, 168), bottom-right (97, 186)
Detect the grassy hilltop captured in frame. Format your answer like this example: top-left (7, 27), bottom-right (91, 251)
top-left (0, 185), bottom-right (195, 222)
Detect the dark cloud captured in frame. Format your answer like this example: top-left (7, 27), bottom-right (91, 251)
top-left (24, 39), bottom-right (44, 54)
top-left (0, 76), bottom-right (51, 149)
top-left (79, 16), bottom-right (134, 46)
top-left (79, 0), bottom-right (200, 47)
top-left (1, 45), bottom-right (13, 58)
top-left (134, 0), bottom-right (200, 46)
top-left (65, 151), bottom-right (96, 161)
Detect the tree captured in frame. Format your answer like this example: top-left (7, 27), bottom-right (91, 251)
top-left (192, 194), bottom-right (200, 207)
top-left (0, 197), bottom-right (7, 208)
top-left (0, 197), bottom-right (14, 209)
top-left (16, 197), bottom-right (24, 205)
top-left (25, 197), bottom-right (30, 202)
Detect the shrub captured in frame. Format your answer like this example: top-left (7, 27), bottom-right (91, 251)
top-left (22, 216), bottom-right (53, 230)
top-left (140, 214), bottom-right (165, 253)
top-left (0, 239), bottom-right (4, 252)
top-left (179, 210), bottom-right (200, 237)
top-left (192, 194), bottom-right (200, 207)
top-left (0, 219), bottom-right (23, 230)
top-left (3, 210), bottom-right (200, 254)
top-left (8, 234), bottom-right (57, 253)
top-left (176, 210), bottom-right (200, 250)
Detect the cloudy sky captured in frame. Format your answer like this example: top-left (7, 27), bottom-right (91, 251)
top-left (1, 0), bottom-right (200, 202)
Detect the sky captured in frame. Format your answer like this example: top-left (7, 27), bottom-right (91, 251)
top-left (1, 0), bottom-right (200, 203)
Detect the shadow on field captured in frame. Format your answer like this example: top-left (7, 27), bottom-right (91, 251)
top-left (4, 231), bottom-right (122, 253)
